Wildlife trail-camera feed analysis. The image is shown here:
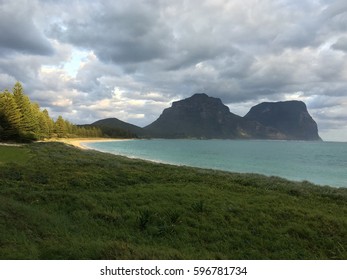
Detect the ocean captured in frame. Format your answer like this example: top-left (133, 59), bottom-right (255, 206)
top-left (84, 139), bottom-right (347, 188)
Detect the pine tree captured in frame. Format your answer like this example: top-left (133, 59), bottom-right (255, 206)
top-left (54, 116), bottom-right (67, 138)
top-left (30, 102), bottom-right (41, 138)
top-left (12, 82), bottom-right (37, 139)
top-left (2, 82), bottom-right (105, 141)
top-left (42, 109), bottom-right (54, 138)
top-left (64, 119), bottom-right (74, 136)
top-left (0, 90), bottom-right (22, 139)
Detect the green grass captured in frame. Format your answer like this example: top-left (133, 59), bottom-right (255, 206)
top-left (0, 145), bottom-right (31, 164)
top-left (0, 142), bottom-right (346, 259)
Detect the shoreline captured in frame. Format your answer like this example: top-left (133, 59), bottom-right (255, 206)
top-left (45, 138), bottom-right (130, 150)
top-left (38, 138), bottom-right (344, 188)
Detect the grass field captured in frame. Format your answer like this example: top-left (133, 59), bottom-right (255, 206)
top-left (0, 145), bottom-right (31, 165)
top-left (0, 142), bottom-right (346, 259)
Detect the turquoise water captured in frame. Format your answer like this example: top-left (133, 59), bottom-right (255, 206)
top-left (84, 139), bottom-right (347, 188)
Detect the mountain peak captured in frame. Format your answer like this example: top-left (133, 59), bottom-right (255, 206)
top-left (244, 100), bottom-right (321, 140)
top-left (191, 93), bottom-right (209, 98)
top-left (145, 93), bottom-right (240, 138)
top-left (172, 93), bottom-right (226, 110)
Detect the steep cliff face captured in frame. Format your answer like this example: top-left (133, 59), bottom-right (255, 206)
top-left (144, 93), bottom-right (245, 138)
top-left (144, 93), bottom-right (273, 139)
top-left (244, 101), bottom-right (321, 140)
top-left (144, 94), bottom-right (321, 140)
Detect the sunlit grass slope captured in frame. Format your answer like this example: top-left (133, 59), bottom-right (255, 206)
top-left (0, 142), bottom-right (346, 259)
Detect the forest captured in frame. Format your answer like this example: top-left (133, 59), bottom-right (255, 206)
top-left (0, 82), bottom-right (102, 141)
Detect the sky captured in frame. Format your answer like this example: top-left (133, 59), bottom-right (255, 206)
top-left (1, 0), bottom-right (347, 141)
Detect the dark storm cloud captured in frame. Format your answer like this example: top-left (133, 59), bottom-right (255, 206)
top-left (0, 1), bottom-right (54, 56)
top-left (49, 0), bottom-right (172, 64)
top-left (0, 55), bottom-right (42, 84)
top-left (332, 36), bottom-right (347, 52)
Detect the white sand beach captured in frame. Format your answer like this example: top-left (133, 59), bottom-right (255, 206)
top-left (47, 138), bottom-right (127, 149)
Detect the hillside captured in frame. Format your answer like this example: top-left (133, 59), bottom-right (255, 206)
top-left (88, 117), bottom-right (145, 138)
top-left (0, 142), bottom-right (346, 259)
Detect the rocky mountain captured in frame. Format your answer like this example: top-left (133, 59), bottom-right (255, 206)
top-left (90, 93), bottom-right (321, 140)
top-left (144, 93), bottom-right (245, 138)
top-left (144, 94), bottom-right (321, 140)
top-left (244, 101), bottom-right (321, 140)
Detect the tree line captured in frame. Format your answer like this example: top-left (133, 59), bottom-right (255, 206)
top-left (0, 82), bottom-right (102, 141)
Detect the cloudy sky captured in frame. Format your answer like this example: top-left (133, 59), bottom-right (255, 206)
top-left (1, 0), bottom-right (347, 141)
